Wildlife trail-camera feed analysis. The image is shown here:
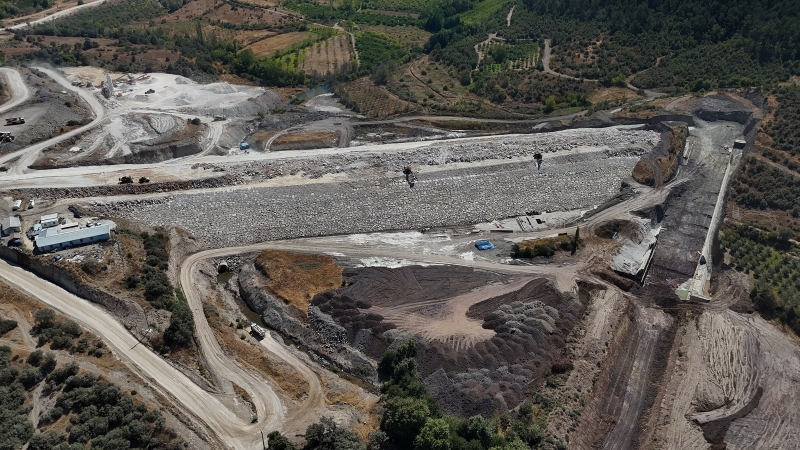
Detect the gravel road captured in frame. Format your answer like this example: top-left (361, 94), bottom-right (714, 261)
top-left (0, 67), bottom-right (31, 114)
top-left (0, 67), bottom-right (106, 173)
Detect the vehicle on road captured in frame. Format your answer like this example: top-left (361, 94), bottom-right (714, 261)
top-left (139, 176), bottom-right (150, 183)
top-left (214, 115), bottom-right (226, 121)
top-left (5, 117), bottom-right (24, 125)
top-left (474, 240), bottom-right (494, 250)
top-left (119, 176), bottom-right (133, 184)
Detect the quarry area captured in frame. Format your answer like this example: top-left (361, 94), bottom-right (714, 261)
top-left (2, 63), bottom-right (799, 450)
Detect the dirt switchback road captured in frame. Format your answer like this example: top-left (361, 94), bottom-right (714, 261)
top-left (181, 249), bottom-right (326, 436)
top-left (0, 258), bottom-right (252, 449)
top-left (0, 66), bottom-right (106, 173)
top-left (0, 67), bottom-right (31, 114)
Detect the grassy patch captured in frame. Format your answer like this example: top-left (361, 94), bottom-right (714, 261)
top-left (460, 0), bottom-right (512, 25)
top-left (255, 250), bottom-right (343, 314)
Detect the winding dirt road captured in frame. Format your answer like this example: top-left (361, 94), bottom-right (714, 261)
top-left (0, 66), bottom-right (106, 173)
top-left (0, 67), bottom-right (31, 114)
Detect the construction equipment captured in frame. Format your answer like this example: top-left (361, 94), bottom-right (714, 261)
top-left (403, 165), bottom-right (416, 187)
top-left (239, 141), bottom-right (250, 150)
top-left (68, 205), bottom-right (83, 218)
top-left (5, 117), bottom-right (24, 125)
top-left (0, 131), bottom-right (15, 142)
top-left (138, 176), bottom-right (150, 183)
top-left (213, 115), bottom-right (226, 121)
top-left (119, 176), bottom-right (133, 184)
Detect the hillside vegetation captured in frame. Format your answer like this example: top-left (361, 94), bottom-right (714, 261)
top-left (723, 86), bottom-right (800, 336)
top-left (6, 0), bottom-right (799, 116)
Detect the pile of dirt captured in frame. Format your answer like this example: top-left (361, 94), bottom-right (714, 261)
top-left (632, 122), bottom-right (688, 187)
top-left (310, 267), bottom-right (589, 417)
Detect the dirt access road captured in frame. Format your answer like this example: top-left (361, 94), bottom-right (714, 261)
top-left (0, 66), bottom-right (106, 174)
top-left (0, 67), bottom-right (31, 114)
top-left (0, 258), bottom-right (257, 450)
top-left (3, 0), bottom-right (104, 30)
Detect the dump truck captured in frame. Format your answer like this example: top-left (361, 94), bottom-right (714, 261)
top-left (119, 176), bottom-right (133, 184)
top-left (138, 177), bottom-right (150, 183)
top-left (0, 132), bottom-right (15, 142)
top-left (5, 117), bottom-right (24, 125)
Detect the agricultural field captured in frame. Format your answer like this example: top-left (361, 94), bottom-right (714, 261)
top-left (245, 31), bottom-right (313, 58)
top-left (298, 33), bottom-right (354, 78)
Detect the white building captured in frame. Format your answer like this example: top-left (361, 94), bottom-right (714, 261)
top-left (35, 224), bottom-right (110, 252)
top-left (1, 216), bottom-right (21, 236)
top-left (40, 213), bottom-right (59, 229)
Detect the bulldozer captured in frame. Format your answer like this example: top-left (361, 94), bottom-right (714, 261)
top-left (119, 176), bottom-right (133, 184)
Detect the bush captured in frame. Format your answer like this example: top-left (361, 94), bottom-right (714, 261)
top-left (163, 302), bottom-right (195, 349)
top-left (0, 317), bottom-right (18, 336)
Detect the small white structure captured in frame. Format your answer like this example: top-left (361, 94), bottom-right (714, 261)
top-left (40, 213), bottom-right (59, 229)
top-left (1, 216), bottom-right (21, 236)
top-left (35, 224), bottom-right (110, 252)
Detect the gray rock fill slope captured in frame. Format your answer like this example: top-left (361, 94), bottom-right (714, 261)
top-left (100, 152), bottom-right (643, 248)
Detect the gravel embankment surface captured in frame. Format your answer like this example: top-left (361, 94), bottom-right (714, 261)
top-left (95, 150), bottom-right (649, 247)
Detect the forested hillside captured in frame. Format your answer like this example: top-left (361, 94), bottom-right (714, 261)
top-left (723, 86), bottom-right (800, 335)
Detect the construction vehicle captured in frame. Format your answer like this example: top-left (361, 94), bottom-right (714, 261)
top-left (0, 132), bottom-right (15, 142)
top-left (213, 115), bottom-right (226, 121)
top-left (138, 176), bottom-right (150, 183)
top-left (239, 141), bottom-right (250, 150)
top-left (5, 117), bottom-right (24, 125)
top-left (119, 176), bottom-right (133, 184)
top-left (402, 165), bottom-right (416, 187)
top-left (27, 199), bottom-right (34, 209)
top-left (68, 205), bottom-right (83, 218)
top-left (12, 199), bottom-right (21, 210)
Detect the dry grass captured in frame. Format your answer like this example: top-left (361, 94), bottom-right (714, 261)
top-left (517, 235), bottom-right (574, 253)
top-left (587, 86), bottom-right (640, 103)
top-left (322, 374), bottom-right (380, 440)
top-left (233, 383), bottom-right (256, 414)
top-left (271, 131), bottom-right (339, 150)
top-left (245, 31), bottom-right (313, 58)
top-left (632, 160), bottom-right (655, 186)
top-left (204, 299), bottom-right (309, 399)
top-left (0, 281), bottom-right (46, 321)
top-left (255, 250), bottom-right (342, 315)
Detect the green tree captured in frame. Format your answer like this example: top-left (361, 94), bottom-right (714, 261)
top-left (34, 309), bottom-right (56, 329)
top-left (268, 431), bottom-right (297, 450)
top-left (163, 302), bottom-right (195, 349)
top-left (414, 418), bottom-right (451, 450)
top-left (381, 396), bottom-right (431, 447)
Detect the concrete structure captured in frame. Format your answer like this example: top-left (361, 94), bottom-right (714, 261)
top-left (40, 213), bottom-right (59, 228)
top-left (1, 216), bottom-right (21, 236)
top-left (35, 224), bottom-right (110, 252)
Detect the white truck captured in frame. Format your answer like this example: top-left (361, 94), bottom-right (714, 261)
top-left (12, 199), bottom-right (21, 211)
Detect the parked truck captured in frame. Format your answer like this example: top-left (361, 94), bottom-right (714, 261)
top-left (5, 117), bottom-right (25, 125)
top-left (12, 199), bottom-right (21, 211)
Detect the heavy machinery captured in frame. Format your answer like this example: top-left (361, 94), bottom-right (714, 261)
top-left (0, 131), bottom-right (15, 142)
top-left (68, 205), bottom-right (84, 218)
top-left (402, 165), bottom-right (416, 187)
top-left (138, 176), bottom-right (150, 183)
top-left (213, 115), bottom-right (226, 121)
top-left (5, 117), bottom-right (24, 125)
top-left (119, 176), bottom-right (133, 184)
